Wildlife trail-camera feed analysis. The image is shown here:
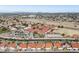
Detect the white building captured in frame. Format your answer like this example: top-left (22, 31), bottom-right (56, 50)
top-left (45, 33), bottom-right (63, 38)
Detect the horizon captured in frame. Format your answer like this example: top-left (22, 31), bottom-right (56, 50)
top-left (0, 5), bottom-right (79, 13)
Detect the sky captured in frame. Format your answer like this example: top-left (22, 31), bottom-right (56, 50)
top-left (0, 5), bottom-right (79, 12)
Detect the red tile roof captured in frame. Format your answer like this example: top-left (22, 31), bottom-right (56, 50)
top-left (54, 42), bottom-right (62, 48)
top-left (45, 42), bottom-right (53, 48)
top-left (25, 25), bottom-right (49, 34)
top-left (19, 43), bottom-right (28, 48)
top-left (28, 43), bottom-right (36, 48)
top-left (71, 42), bottom-right (79, 48)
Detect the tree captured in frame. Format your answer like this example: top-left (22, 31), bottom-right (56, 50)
top-left (22, 23), bottom-right (28, 27)
top-left (58, 25), bottom-right (60, 28)
top-left (61, 25), bottom-right (64, 28)
top-left (0, 26), bottom-right (10, 34)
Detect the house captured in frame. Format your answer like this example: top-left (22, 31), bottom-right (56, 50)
top-left (10, 27), bottom-right (30, 39)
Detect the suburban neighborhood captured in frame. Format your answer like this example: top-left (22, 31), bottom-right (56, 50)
top-left (0, 12), bottom-right (79, 52)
